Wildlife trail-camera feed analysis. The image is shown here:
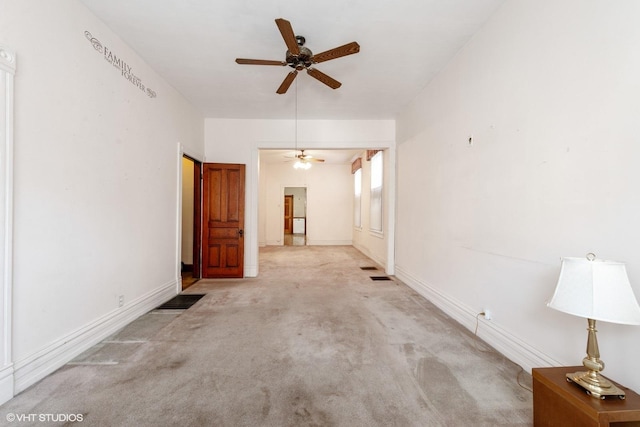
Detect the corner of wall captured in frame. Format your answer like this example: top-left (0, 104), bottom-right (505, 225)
top-left (353, 242), bottom-right (387, 271)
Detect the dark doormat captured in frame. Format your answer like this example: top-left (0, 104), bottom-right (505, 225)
top-left (370, 276), bottom-right (392, 281)
top-left (156, 294), bottom-right (205, 310)
top-left (360, 266), bottom-right (378, 270)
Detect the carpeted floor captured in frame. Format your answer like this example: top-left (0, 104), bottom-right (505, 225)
top-left (0, 246), bottom-right (532, 426)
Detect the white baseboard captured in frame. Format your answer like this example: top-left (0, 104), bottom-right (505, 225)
top-left (394, 266), bottom-right (561, 373)
top-left (353, 243), bottom-right (387, 271)
top-left (0, 364), bottom-right (14, 405)
top-left (245, 265), bottom-right (258, 277)
top-left (307, 240), bottom-right (352, 246)
top-left (13, 280), bottom-right (177, 394)
top-left (265, 240), bottom-right (353, 246)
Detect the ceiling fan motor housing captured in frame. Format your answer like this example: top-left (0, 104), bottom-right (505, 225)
top-left (286, 45), bottom-right (313, 69)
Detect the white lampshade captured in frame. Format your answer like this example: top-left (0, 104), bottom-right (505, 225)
top-left (548, 256), bottom-right (640, 325)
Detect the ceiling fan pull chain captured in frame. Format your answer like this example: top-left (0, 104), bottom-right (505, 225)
top-left (295, 77), bottom-right (298, 153)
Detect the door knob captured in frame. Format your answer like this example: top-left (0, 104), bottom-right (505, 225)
top-left (239, 229), bottom-right (244, 237)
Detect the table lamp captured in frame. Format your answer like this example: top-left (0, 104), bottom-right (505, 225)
top-left (547, 253), bottom-right (640, 399)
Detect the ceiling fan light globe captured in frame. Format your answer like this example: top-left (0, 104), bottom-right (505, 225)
top-left (294, 160), bottom-right (311, 170)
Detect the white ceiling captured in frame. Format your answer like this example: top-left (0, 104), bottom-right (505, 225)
top-left (79, 0), bottom-right (505, 121)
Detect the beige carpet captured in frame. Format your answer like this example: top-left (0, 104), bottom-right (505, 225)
top-left (1, 246), bottom-right (532, 426)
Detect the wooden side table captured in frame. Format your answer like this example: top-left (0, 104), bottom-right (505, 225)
top-left (533, 366), bottom-right (640, 426)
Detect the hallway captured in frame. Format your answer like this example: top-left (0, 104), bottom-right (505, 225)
top-left (0, 246), bottom-right (532, 426)
top-left (284, 233), bottom-right (306, 246)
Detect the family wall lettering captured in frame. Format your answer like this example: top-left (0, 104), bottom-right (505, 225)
top-left (85, 31), bottom-right (157, 98)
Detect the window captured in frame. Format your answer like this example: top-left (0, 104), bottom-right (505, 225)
top-left (370, 151), bottom-right (383, 232)
top-left (354, 168), bottom-right (362, 228)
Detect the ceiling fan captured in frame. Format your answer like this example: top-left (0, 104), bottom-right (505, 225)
top-left (235, 18), bottom-right (360, 94)
top-left (286, 149), bottom-right (325, 163)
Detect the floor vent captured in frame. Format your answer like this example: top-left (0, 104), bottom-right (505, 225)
top-left (156, 294), bottom-right (205, 310)
top-left (370, 276), bottom-right (392, 281)
top-left (360, 266), bottom-right (378, 271)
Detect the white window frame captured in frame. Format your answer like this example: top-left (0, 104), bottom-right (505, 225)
top-left (354, 168), bottom-right (362, 229)
top-left (370, 151), bottom-right (383, 233)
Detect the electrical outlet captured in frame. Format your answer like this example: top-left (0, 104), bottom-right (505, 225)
top-left (483, 309), bottom-right (492, 320)
top-left (118, 295), bottom-right (124, 308)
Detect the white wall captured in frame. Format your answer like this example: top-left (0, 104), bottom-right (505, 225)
top-left (204, 118), bottom-right (395, 276)
top-left (0, 0), bottom-right (204, 399)
top-left (262, 162), bottom-right (352, 246)
top-left (395, 0), bottom-right (640, 392)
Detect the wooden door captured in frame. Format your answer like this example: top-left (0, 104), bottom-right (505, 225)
top-left (284, 195), bottom-right (293, 234)
top-left (202, 163), bottom-right (245, 278)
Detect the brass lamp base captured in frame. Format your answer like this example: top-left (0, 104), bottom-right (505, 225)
top-left (566, 318), bottom-right (626, 400)
top-left (566, 371), bottom-right (625, 400)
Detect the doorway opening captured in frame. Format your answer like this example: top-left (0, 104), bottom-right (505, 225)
top-left (284, 187), bottom-right (307, 246)
top-left (181, 155), bottom-right (201, 289)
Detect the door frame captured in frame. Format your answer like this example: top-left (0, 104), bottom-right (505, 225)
top-left (1, 44), bottom-right (16, 404)
top-left (282, 186), bottom-right (307, 242)
top-left (176, 146), bottom-right (203, 292)
top-left (182, 154), bottom-right (201, 281)
top-left (251, 142), bottom-right (396, 277)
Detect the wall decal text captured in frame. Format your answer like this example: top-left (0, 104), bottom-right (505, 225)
top-left (85, 31), bottom-right (157, 98)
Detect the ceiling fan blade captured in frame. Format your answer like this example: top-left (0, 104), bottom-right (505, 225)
top-left (312, 42), bottom-right (360, 64)
top-left (236, 58), bottom-right (286, 66)
top-left (307, 68), bottom-right (342, 89)
top-left (306, 158), bottom-right (325, 163)
top-left (276, 70), bottom-right (298, 94)
top-left (275, 18), bottom-right (300, 56)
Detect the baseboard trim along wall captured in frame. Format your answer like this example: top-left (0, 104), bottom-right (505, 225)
top-left (0, 364), bottom-right (14, 405)
top-left (264, 240), bottom-right (353, 246)
top-left (12, 280), bottom-right (177, 394)
top-left (306, 240), bottom-right (352, 246)
top-left (353, 242), bottom-right (387, 272)
top-left (394, 266), bottom-right (561, 374)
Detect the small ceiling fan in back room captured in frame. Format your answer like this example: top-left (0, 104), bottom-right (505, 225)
top-left (235, 18), bottom-right (360, 94)
top-left (285, 149), bottom-right (325, 170)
